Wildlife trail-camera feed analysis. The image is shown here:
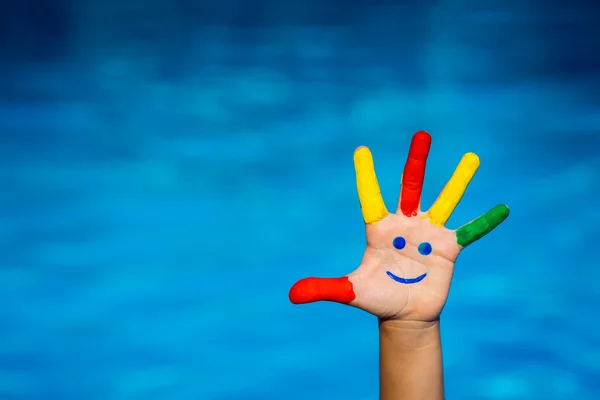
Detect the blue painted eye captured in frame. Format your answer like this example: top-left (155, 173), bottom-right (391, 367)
top-left (393, 236), bottom-right (406, 250)
top-left (418, 242), bottom-right (432, 256)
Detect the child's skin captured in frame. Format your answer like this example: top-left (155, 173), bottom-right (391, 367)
top-left (289, 131), bottom-right (509, 400)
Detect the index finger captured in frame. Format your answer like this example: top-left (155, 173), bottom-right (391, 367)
top-left (354, 146), bottom-right (388, 224)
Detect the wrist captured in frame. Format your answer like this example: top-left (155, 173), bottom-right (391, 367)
top-left (378, 318), bottom-right (441, 349)
top-left (378, 318), bottom-right (444, 400)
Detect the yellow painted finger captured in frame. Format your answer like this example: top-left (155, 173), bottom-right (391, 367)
top-left (354, 147), bottom-right (388, 224)
top-left (427, 152), bottom-right (480, 226)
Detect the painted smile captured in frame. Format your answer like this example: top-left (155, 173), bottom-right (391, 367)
top-left (386, 271), bottom-right (427, 284)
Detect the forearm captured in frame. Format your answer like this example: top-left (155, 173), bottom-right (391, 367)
top-left (379, 319), bottom-right (444, 400)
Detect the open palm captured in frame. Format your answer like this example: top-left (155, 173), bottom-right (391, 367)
top-left (289, 131), bottom-right (509, 322)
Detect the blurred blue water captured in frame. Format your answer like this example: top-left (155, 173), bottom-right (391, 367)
top-left (0, 1), bottom-right (599, 399)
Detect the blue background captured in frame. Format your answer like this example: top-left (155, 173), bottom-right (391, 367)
top-left (1, 0), bottom-right (599, 399)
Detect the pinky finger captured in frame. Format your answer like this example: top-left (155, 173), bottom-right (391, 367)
top-left (455, 204), bottom-right (510, 248)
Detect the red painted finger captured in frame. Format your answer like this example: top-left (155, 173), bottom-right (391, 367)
top-left (399, 131), bottom-right (432, 217)
top-left (288, 277), bottom-right (356, 305)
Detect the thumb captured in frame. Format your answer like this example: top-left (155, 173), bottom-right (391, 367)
top-left (288, 276), bottom-right (356, 305)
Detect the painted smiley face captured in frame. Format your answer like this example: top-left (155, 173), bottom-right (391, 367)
top-left (386, 236), bottom-right (432, 285)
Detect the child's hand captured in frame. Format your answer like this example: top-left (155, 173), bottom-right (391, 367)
top-left (289, 131), bottom-right (509, 322)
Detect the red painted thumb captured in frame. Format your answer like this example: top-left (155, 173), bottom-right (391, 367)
top-left (289, 276), bottom-right (356, 305)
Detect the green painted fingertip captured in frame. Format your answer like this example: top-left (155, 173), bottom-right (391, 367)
top-left (456, 204), bottom-right (509, 247)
